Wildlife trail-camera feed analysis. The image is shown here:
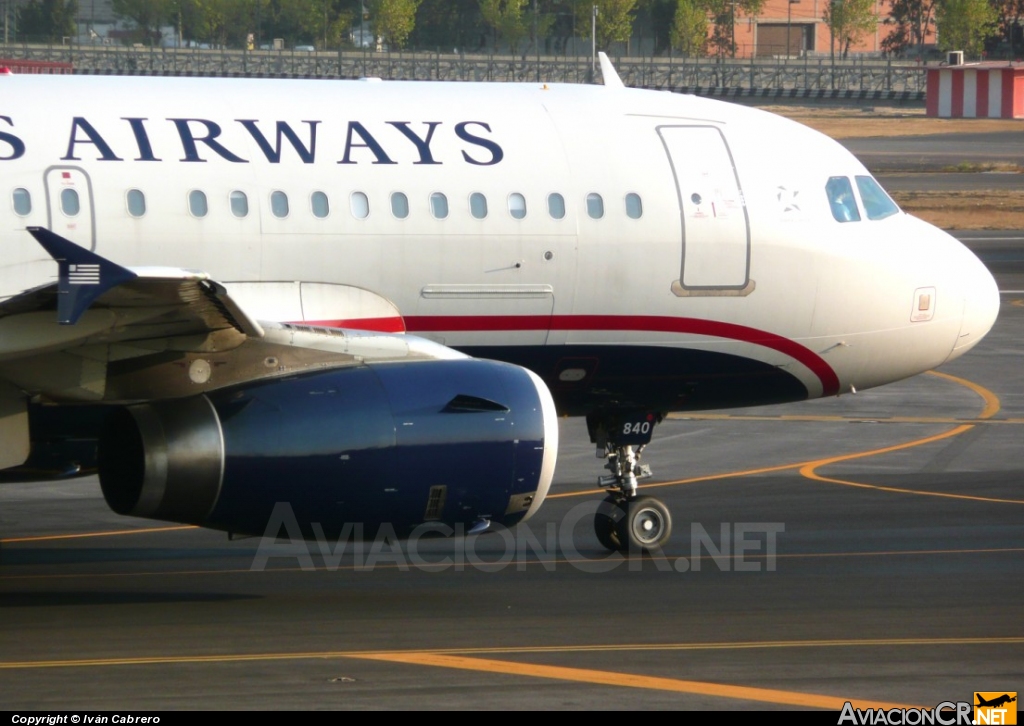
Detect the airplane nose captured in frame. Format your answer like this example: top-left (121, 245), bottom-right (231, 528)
top-left (945, 249), bottom-right (1000, 362)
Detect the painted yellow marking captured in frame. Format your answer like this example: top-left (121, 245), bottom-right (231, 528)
top-left (925, 370), bottom-right (1000, 419)
top-left (670, 414), bottom-right (1024, 425)
top-left (1010, 299), bottom-right (1023, 307)
top-left (0, 525), bottom-right (196, 544)
top-left (347, 652), bottom-right (917, 709)
top-left (800, 372), bottom-right (1023, 504)
top-left (556, 370), bottom-right (1022, 504)
top-left (3, 636), bottom-right (1022, 670)
top-left (9, 637), bottom-right (1023, 707)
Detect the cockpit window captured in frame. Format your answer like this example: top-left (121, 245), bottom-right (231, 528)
top-left (825, 176), bottom-right (861, 223)
top-left (855, 176), bottom-right (900, 220)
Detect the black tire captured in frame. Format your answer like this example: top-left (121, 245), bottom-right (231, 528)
top-left (615, 496), bottom-right (672, 552)
top-left (594, 495), bottom-right (625, 552)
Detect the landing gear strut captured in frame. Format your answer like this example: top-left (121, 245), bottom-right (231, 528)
top-left (588, 412), bottom-right (672, 553)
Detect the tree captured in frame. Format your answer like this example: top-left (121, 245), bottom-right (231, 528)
top-left (881, 0), bottom-right (937, 56)
top-left (990, 0), bottom-right (1024, 54)
top-left (824, 0), bottom-right (878, 59)
top-left (368, 0), bottom-right (421, 48)
top-left (18, 0), bottom-right (77, 42)
top-left (670, 0), bottom-right (707, 55)
top-left (935, 0), bottom-right (997, 55)
top-left (703, 0), bottom-right (763, 57)
top-left (572, 0), bottom-right (638, 50)
top-left (111, 0), bottom-right (172, 45)
top-left (480, 0), bottom-right (532, 52)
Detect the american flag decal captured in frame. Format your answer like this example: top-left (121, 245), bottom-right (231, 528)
top-left (68, 263), bottom-right (100, 285)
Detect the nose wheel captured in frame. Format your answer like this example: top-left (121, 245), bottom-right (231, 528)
top-left (595, 495), bottom-right (672, 552)
top-left (588, 412), bottom-right (672, 553)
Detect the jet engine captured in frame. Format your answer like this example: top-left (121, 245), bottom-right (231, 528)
top-left (97, 359), bottom-right (557, 539)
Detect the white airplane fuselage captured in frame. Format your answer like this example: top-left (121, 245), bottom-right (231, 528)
top-left (0, 74), bottom-right (1000, 417)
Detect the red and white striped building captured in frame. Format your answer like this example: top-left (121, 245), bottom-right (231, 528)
top-left (926, 64), bottom-right (1024, 119)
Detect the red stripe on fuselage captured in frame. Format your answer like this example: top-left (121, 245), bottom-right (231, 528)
top-left (296, 317), bottom-right (407, 333)
top-left (403, 315), bottom-right (841, 396)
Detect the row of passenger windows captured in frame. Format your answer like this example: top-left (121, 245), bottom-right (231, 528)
top-left (11, 187), bottom-right (645, 222)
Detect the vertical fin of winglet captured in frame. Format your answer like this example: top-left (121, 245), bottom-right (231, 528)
top-left (27, 226), bottom-right (138, 326)
top-left (598, 52), bottom-right (624, 89)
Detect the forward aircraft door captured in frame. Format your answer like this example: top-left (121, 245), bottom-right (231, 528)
top-left (658, 126), bottom-right (753, 296)
top-left (45, 167), bottom-right (95, 251)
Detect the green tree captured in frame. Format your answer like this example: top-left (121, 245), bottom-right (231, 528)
top-left (111, 0), bottom-right (172, 45)
top-left (670, 0), bottom-right (707, 55)
top-left (480, 0), bottom-right (531, 51)
top-left (18, 0), bottom-right (78, 42)
top-left (935, 0), bottom-right (997, 55)
top-left (480, 0), bottom-right (554, 53)
top-left (824, 0), bottom-right (878, 59)
top-left (572, 0), bottom-right (637, 50)
top-left (881, 0), bottom-right (936, 56)
top-left (704, 0), bottom-right (763, 57)
top-left (368, 0), bottom-right (421, 48)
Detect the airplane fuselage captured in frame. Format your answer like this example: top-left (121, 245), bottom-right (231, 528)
top-left (0, 74), bottom-right (1000, 416)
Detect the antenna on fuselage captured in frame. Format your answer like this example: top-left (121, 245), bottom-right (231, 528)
top-left (598, 52), bottom-right (624, 89)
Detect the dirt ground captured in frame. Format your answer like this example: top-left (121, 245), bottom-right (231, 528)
top-left (766, 105), bottom-right (1024, 229)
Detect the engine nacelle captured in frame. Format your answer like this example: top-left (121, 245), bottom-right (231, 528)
top-left (98, 359), bottom-right (557, 539)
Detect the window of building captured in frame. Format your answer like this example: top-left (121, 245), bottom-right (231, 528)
top-left (547, 193), bottom-right (565, 220)
top-left (126, 189), bottom-right (146, 218)
top-left (470, 192), bottom-right (487, 219)
top-left (271, 191), bottom-right (289, 218)
top-left (855, 176), bottom-right (899, 220)
top-left (430, 192), bottom-right (448, 220)
top-left (825, 176), bottom-right (860, 223)
top-left (12, 188), bottom-right (31, 216)
top-left (391, 192), bottom-right (409, 219)
top-left (230, 190), bottom-right (249, 218)
top-left (60, 188), bottom-right (80, 217)
top-left (625, 193), bottom-right (643, 219)
top-left (508, 193), bottom-right (526, 220)
top-left (311, 191), bottom-right (329, 219)
top-left (586, 193), bottom-right (604, 219)
top-left (351, 192), bottom-right (369, 219)
top-left (188, 190), bottom-right (208, 218)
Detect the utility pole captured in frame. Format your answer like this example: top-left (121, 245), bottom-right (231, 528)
top-left (534, 0), bottom-right (539, 82)
top-left (591, 4), bottom-right (598, 75)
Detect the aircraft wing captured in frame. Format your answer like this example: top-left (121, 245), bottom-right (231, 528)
top-left (0, 228), bottom-right (464, 470)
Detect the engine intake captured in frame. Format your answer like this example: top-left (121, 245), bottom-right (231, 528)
top-left (98, 359), bottom-right (557, 539)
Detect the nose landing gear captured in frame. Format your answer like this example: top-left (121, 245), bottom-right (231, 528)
top-left (588, 412), bottom-right (672, 553)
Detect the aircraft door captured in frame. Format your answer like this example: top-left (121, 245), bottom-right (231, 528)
top-left (45, 167), bottom-right (96, 251)
top-left (658, 126), bottom-right (753, 296)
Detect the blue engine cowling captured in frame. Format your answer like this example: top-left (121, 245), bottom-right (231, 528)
top-left (97, 358), bottom-right (558, 539)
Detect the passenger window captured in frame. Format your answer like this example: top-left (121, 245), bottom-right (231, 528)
top-left (126, 189), bottom-right (146, 218)
top-left (508, 193), bottom-right (526, 220)
top-left (311, 191), bottom-right (329, 218)
top-left (826, 177), bottom-right (860, 223)
top-left (586, 193), bottom-right (604, 219)
top-left (60, 188), bottom-right (80, 217)
top-left (12, 188), bottom-right (31, 216)
top-left (625, 193), bottom-right (642, 219)
top-left (548, 193), bottom-right (565, 220)
top-left (271, 191), bottom-right (289, 218)
top-left (855, 176), bottom-right (899, 220)
top-left (188, 190), bottom-right (208, 218)
top-left (391, 192), bottom-right (409, 219)
top-left (430, 192), bottom-right (448, 220)
top-left (351, 192), bottom-right (369, 219)
top-left (470, 192), bottom-right (487, 219)
top-left (230, 190), bottom-right (248, 218)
